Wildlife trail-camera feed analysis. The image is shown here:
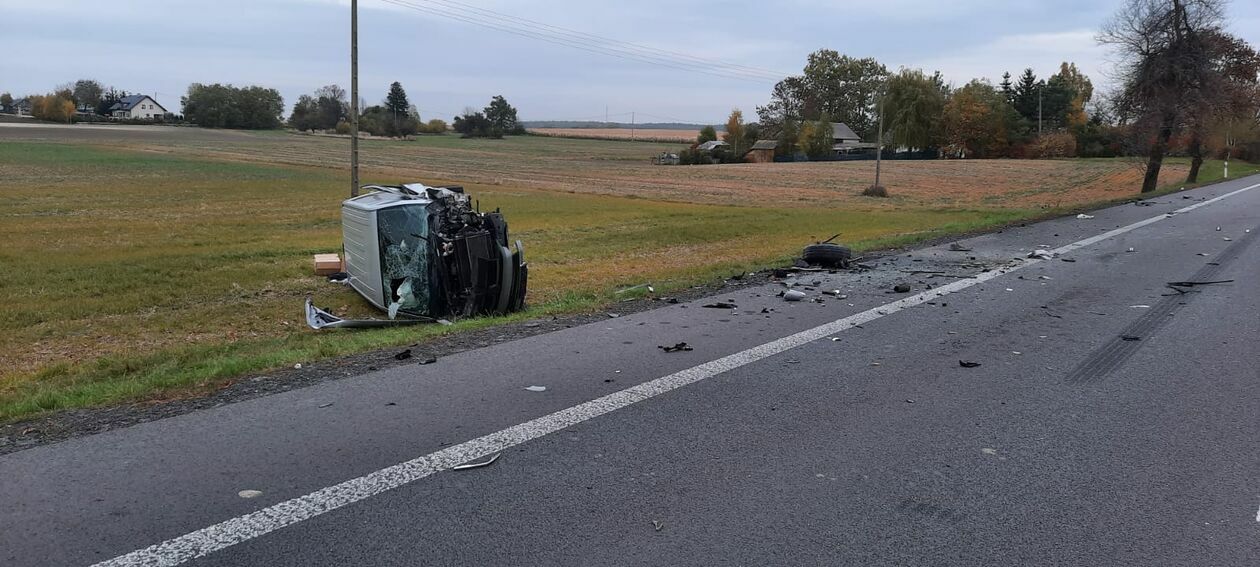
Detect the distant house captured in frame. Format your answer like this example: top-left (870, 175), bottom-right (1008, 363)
top-left (830, 122), bottom-right (878, 154)
top-left (696, 140), bottom-right (730, 152)
top-left (830, 122), bottom-right (860, 144)
top-left (10, 98), bottom-right (32, 116)
top-left (745, 140), bottom-right (777, 163)
top-left (108, 95), bottom-right (167, 120)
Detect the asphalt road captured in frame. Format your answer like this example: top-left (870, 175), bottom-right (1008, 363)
top-left (4, 175), bottom-right (1260, 567)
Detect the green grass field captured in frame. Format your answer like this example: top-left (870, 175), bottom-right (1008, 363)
top-left (0, 132), bottom-right (1250, 421)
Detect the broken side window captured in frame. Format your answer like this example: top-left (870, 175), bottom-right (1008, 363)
top-left (378, 204), bottom-right (430, 317)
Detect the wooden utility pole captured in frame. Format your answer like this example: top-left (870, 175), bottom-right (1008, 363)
top-left (874, 99), bottom-right (885, 188)
top-left (350, 0), bottom-right (360, 197)
top-left (1038, 85), bottom-right (1043, 135)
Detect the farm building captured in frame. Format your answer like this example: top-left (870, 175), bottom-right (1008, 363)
top-left (108, 95), bottom-right (167, 120)
top-left (830, 122), bottom-right (879, 154)
top-left (745, 140), bottom-right (777, 163)
top-left (696, 140), bottom-right (729, 152)
top-left (831, 123), bottom-right (860, 144)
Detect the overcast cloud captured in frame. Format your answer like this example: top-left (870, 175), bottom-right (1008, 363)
top-left (1, 0), bottom-right (1257, 124)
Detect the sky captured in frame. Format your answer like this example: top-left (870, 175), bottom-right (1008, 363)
top-left (1, 0), bottom-right (1258, 124)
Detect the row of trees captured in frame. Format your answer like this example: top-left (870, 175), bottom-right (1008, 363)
top-left (287, 82), bottom-right (524, 138)
top-left (290, 82), bottom-right (445, 136)
top-left (753, 17), bottom-right (1259, 191)
top-left (182, 84), bottom-right (285, 129)
top-left (452, 95), bottom-right (524, 138)
top-left (755, 51), bottom-right (1108, 160)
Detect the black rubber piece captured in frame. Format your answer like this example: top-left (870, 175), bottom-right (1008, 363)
top-left (802, 243), bottom-right (852, 268)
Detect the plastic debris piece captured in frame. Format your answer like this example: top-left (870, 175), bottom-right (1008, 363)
top-left (1027, 249), bottom-right (1053, 259)
top-left (659, 342), bottom-right (694, 353)
top-left (452, 453), bottom-right (500, 470)
top-left (294, 363), bottom-right (302, 369)
top-left (616, 283), bottom-right (654, 295)
top-left (893, 283), bottom-right (911, 293)
top-left (1076, 214), bottom-right (1095, 219)
top-left (524, 385), bottom-right (547, 392)
top-left (418, 357), bottom-right (437, 365)
top-left (652, 520), bottom-right (664, 532)
top-left (318, 402), bottom-right (333, 408)
top-left (305, 298), bottom-right (449, 330)
top-left (238, 490), bottom-right (263, 499)
top-left (1130, 305), bottom-right (1151, 309)
top-left (959, 360), bottom-right (982, 368)
top-left (783, 290), bottom-right (807, 302)
top-left (1167, 279), bottom-right (1233, 287)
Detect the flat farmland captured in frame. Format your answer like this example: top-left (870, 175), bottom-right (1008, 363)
top-left (0, 123), bottom-right (1237, 420)
top-left (529, 127), bottom-right (700, 143)
top-left (8, 124), bottom-right (1188, 208)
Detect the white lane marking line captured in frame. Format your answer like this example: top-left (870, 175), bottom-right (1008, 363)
top-left (94, 180), bottom-right (1260, 567)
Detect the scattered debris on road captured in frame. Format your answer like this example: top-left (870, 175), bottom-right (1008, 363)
top-left (394, 349), bottom-right (412, 361)
top-left (238, 490), bottom-right (264, 499)
top-left (452, 453), bottom-right (501, 470)
top-left (892, 283), bottom-right (911, 293)
top-left (652, 520), bottom-right (665, 532)
top-left (524, 385), bottom-right (547, 392)
top-left (1076, 214), bottom-right (1095, 219)
top-left (418, 357), bottom-right (438, 365)
top-left (702, 302), bottom-right (737, 309)
top-left (783, 290), bottom-right (807, 302)
top-left (659, 342), bottom-right (694, 353)
top-left (1027, 249), bottom-right (1054, 259)
top-left (318, 402), bottom-right (333, 408)
top-left (959, 360), bottom-right (982, 368)
top-left (1121, 335), bottom-right (1142, 341)
top-left (1167, 279), bottom-right (1233, 288)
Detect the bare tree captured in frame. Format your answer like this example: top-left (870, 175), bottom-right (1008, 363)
top-left (1099, 0), bottom-right (1225, 192)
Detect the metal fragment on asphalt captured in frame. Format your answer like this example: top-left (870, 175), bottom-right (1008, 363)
top-left (452, 453), bottom-right (501, 470)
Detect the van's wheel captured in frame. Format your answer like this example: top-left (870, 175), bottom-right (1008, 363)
top-left (802, 243), bottom-right (852, 268)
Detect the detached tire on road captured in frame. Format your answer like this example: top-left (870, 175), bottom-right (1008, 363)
top-left (802, 243), bottom-right (852, 268)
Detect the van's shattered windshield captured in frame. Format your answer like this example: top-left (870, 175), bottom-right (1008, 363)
top-left (377, 204), bottom-right (430, 317)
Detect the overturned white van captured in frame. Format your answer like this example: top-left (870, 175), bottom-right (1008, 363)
top-left (340, 183), bottom-right (527, 319)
